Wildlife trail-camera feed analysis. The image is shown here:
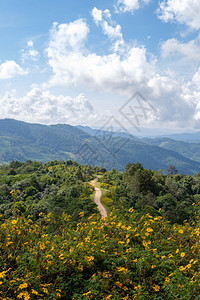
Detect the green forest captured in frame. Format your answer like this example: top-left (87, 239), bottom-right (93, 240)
top-left (1, 119), bottom-right (200, 175)
top-left (1, 160), bottom-right (200, 299)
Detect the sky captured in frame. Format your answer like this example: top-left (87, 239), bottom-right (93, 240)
top-left (0, 0), bottom-right (200, 134)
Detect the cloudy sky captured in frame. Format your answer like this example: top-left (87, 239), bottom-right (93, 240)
top-left (0, 0), bottom-right (200, 132)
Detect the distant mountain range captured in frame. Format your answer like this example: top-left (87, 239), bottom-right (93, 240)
top-left (77, 125), bottom-right (200, 142)
top-left (0, 119), bottom-right (200, 175)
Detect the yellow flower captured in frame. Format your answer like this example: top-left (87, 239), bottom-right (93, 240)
top-left (84, 256), bottom-right (94, 262)
top-left (82, 291), bottom-right (91, 296)
top-left (180, 252), bottom-right (185, 258)
top-left (78, 264), bottom-right (83, 272)
top-left (146, 227), bottom-right (153, 232)
top-left (17, 292), bottom-right (24, 299)
top-left (153, 285), bottom-right (160, 292)
top-left (11, 219), bottom-right (18, 225)
top-left (31, 289), bottom-right (39, 295)
top-left (56, 292), bottom-right (61, 298)
top-left (117, 267), bottom-right (128, 274)
top-left (179, 229), bottom-right (183, 234)
top-left (0, 271), bottom-right (6, 279)
top-left (103, 272), bottom-right (111, 278)
top-left (79, 212), bottom-right (84, 217)
top-left (134, 285), bottom-right (141, 290)
top-left (59, 254), bottom-right (64, 260)
top-left (105, 296), bottom-right (112, 300)
top-left (165, 277), bottom-right (170, 283)
top-left (19, 283), bottom-right (28, 289)
top-left (43, 288), bottom-right (48, 294)
top-left (38, 212), bottom-right (43, 217)
top-left (39, 243), bottom-right (46, 250)
top-left (179, 266), bottom-right (185, 271)
top-left (116, 281), bottom-right (123, 288)
top-left (17, 291), bottom-right (30, 300)
top-left (186, 264), bottom-right (191, 269)
top-left (6, 241), bottom-right (13, 247)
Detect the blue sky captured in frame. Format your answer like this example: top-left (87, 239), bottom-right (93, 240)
top-left (0, 0), bottom-right (200, 133)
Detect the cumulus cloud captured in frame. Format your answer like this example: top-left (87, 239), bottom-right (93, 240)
top-left (0, 87), bottom-right (95, 125)
top-left (43, 11), bottom-right (200, 129)
top-left (91, 7), bottom-right (124, 51)
top-left (21, 40), bottom-right (40, 62)
top-left (157, 0), bottom-right (200, 30)
top-left (192, 67), bottom-right (200, 87)
top-left (45, 16), bottom-right (157, 94)
top-left (180, 74), bottom-right (200, 125)
top-left (115, 0), bottom-right (151, 14)
top-left (0, 60), bottom-right (27, 79)
top-left (161, 37), bottom-right (200, 61)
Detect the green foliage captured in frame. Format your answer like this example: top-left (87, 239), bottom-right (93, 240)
top-left (0, 160), bottom-right (200, 299)
top-left (0, 160), bottom-right (96, 222)
top-left (100, 163), bottom-right (199, 225)
top-left (1, 119), bottom-right (200, 174)
top-left (1, 211), bottom-right (200, 299)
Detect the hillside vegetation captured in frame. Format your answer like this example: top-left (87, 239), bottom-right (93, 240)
top-left (1, 160), bottom-right (200, 299)
top-left (1, 119), bottom-right (200, 174)
top-left (143, 137), bottom-right (200, 163)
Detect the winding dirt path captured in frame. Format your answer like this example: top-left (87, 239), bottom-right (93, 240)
top-left (90, 178), bottom-right (108, 219)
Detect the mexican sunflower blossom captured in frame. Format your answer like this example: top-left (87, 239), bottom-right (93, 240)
top-left (18, 283), bottom-right (28, 289)
top-left (153, 285), bottom-right (160, 292)
top-left (146, 228), bottom-right (153, 232)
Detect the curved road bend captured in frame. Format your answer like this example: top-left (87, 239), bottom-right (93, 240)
top-left (90, 179), bottom-right (108, 219)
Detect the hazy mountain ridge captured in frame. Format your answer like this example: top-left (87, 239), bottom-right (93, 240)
top-left (142, 137), bottom-right (200, 163)
top-left (0, 119), bottom-right (200, 174)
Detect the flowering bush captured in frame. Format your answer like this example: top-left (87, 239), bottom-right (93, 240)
top-left (0, 210), bottom-right (200, 299)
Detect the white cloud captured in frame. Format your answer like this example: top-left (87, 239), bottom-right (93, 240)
top-left (192, 67), bottom-right (200, 87)
top-left (21, 40), bottom-right (40, 62)
top-left (48, 19), bottom-right (89, 55)
top-left (43, 15), bottom-right (200, 129)
top-left (91, 7), bottom-right (124, 52)
top-left (180, 84), bottom-right (200, 124)
top-left (45, 18), bottom-right (156, 94)
top-left (147, 74), bottom-right (178, 97)
top-left (92, 8), bottom-right (122, 40)
top-left (161, 37), bottom-right (200, 61)
top-left (27, 40), bottom-right (33, 47)
top-left (0, 60), bottom-right (27, 79)
top-left (115, 0), bottom-right (151, 14)
top-left (157, 0), bottom-right (200, 30)
top-left (0, 87), bottom-right (95, 125)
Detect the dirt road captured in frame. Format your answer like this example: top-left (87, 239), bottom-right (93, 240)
top-left (90, 179), bottom-right (108, 219)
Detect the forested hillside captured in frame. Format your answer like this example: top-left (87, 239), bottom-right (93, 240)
top-left (0, 160), bottom-right (97, 221)
top-left (1, 119), bottom-right (200, 174)
top-left (143, 137), bottom-right (200, 162)
top-left (1, 160), bottom-right (200, 299)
